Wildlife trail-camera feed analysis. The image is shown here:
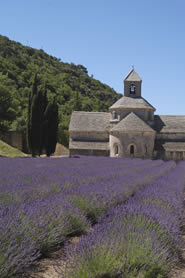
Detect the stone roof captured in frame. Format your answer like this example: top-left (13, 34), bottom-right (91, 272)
top-left (110, 96), bottom-right (155, 110)
top-left (69, 141), bottom-right (109, 150)
top-left (69, 111), bottom-right (110, 132)
top-left (111, 112), bottom-right (155, 133)
top-left (124, 69), bottom-right (142, 81)
top-left (154, 115), bottom-right (185, 133)
top-left (163, 142), bottom-right (185, 151)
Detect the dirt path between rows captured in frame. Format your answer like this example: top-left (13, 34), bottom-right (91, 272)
top-left (20, 234), bottom-right (185, 278)
top-left (18, 199), bottom-right (185, 278)
top-left (18, 237), bottom-right (80, 278)
top-left (169, 234), bottom-right (185, 278)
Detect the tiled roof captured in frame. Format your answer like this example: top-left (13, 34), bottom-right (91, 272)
top-left (124, 69), bottom-right (142, 81)
top-left (110, 96), bottom-right (155, 110)
top-left (154, 115), bottom-right (185, 133)
top-left (69, 111), bottom-right (110, 132)
top-left (111, 112), bottom-right (155, 133)
top-left (163, 142), bottom-right (185, 151)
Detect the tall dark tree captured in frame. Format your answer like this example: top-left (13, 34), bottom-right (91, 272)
top-left (0, 85), bottom-right (15, 133)
top-left (26, 90), bottom-right (32, 152)
top-left (27, 74), bottom-right (48, 156)
top-left (27, 73), bottom-right (39, 156)
top-left (30, 91), bottom-right (44, 156)
top-left (44, 101), bottom-right (58, 157)
top-left (38, 83), bottom-right (48, 155)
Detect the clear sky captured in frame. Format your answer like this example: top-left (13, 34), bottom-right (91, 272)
top-left (0, 0), bottom-right (185, 114)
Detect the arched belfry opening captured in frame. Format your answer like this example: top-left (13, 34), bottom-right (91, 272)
top-left (130, 145), bottom-right (135, 155)
top-left (129, 84), bottom-right (136, 95)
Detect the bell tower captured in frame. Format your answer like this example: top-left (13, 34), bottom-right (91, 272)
top-left (124, 68), bottom-right (142, 98)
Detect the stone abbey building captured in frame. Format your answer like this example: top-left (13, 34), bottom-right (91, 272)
top-left (69, 69), bottom-right (185, 160)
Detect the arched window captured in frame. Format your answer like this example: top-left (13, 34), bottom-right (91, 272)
top-left (130, 85), bottom-right (136, 95)
top-left (114, 144), bottom-right (119, 156)
top-left (130, 145), bottom-right (134, 155)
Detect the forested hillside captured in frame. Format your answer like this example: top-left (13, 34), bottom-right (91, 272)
top-left (0, 35), bottom-right (121, 146)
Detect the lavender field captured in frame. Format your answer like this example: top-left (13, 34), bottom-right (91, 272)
top-left (0, 156), bottom-right (185, 277)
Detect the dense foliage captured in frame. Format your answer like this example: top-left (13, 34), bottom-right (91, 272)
top-left (0, 156), bottom-right (179, 277)
top-left (43, 101), bottom-right (59, 156)
top-left (0, 35), bottom-right (121, 146)
top-left (0, 85), bottom-right (15, 132)
top-left (27, 73), bottom-right (58, 156)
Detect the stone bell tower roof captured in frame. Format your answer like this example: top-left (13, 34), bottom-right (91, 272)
top-left (109, 96), bottom-right (155, 111)
top-left (124, 69), bottom-right (142, 82)
top-left (123, 68), bottom-right (142, 98)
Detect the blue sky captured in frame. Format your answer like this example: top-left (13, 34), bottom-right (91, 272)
top-left (1, 0), bottom-right (185, 114)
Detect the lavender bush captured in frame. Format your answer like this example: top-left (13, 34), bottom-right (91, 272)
top-left (59, 162), bottom-right (185, 278)
top-left (0, 156), bottom-right (178, 277)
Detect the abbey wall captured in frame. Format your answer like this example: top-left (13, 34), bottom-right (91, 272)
top-left (69, 69), bottom-right (185, 161)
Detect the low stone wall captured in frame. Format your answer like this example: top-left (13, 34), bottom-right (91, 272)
top-left (0, 131), bottom-right (24, 151)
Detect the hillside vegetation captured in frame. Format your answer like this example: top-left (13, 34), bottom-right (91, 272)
top-left (0, 35), bottom-right (121, 146)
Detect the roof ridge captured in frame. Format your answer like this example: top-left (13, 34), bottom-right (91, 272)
top-left (124, 69), bottom-right (142, 81)
top-left (124, 69), bottom-right (134, 81)
top-left (110, 96), bottom-right (155, 110)
top-left (72, 111), bottom-right (109, 114)
top-left (157, 115), bottom-right (185, 117)
top-left (111, 112), bottom-right (155, 132)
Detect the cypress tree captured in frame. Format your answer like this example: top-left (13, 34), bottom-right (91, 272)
top-left (27, 73), bottom-right (39, 156)
top-left (26, 90), bottom-right (32, 152)
top-left (44, 101), bottom-right (58, 157)
top-left (27, 74), bottom-right (59, 157)
top-left (27, 74), bottom-right (48, 157)
top-left (38, 83), bottom-right (48, 156)
top-left (30, 90), bottom-right (44, 156)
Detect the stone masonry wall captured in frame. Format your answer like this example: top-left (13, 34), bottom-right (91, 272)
top-left (70, 131), bottom-right (109, 142)
top-left (110, 132), bottom-right (155, 158)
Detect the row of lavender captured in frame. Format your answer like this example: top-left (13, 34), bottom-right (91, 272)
top-left (0, 157), bottom-right (176, 277)
top-left (60, 162), bottom-right (185, 278)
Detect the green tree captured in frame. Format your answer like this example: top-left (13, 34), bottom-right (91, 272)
top-left (0, 85), bottom-right (15, 133)
top-left (39, 83), bottom-right (48, 155)
top-left (44, 101), bottom-right (58, 157)
top-left (30, 91), bottom-right (44, 156)
top-left (27, 73), bottom-right (38, 156)
top-left (73, 91), bottom-right (82, 111)
top-left (27, 74), bottom-right (48, 156)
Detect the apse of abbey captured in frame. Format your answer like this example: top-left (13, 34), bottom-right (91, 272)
top-left (69, 69), bottom-right (185, 160)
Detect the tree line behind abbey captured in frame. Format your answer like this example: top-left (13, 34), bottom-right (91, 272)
top-left (0, 35), bottom-right (121, 148)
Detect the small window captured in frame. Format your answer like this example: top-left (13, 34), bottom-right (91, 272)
top-left (114, 144), bottom-right (119, 156)
top-left (130, 85), bottom-right (136, 95)
top-left (112, 111), bottom-right (117, 120)
top-left (130, 145), bottom-right (134, 154)
top-left (149, 111), bottom-right (153, 121)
